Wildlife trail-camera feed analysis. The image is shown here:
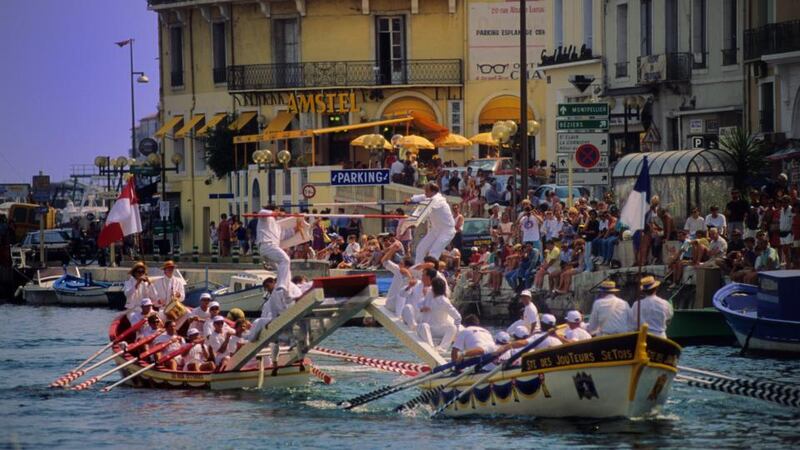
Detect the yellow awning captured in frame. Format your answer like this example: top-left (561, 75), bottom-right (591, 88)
top-left (228, 111), bottom-right (257, 131)
top-left (174, 114), bottom-right (205, 138)
top-left (196, 113), bottom-right (226, 136)
top-left (235, 116), bottom-right (414, 143)
top-left (264, 112), bottom-right (295, 133)
top-left (382, 97), bottom-right (437, 123)
top-left (478, 95), bottom-right (535, 124)
top-left (154, 116), bottom-right (184, 138)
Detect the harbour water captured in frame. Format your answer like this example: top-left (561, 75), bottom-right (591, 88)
top-left (1, 304), bottom-right (799, 449)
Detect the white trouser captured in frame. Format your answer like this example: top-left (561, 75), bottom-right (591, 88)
top-left (401, 304), bottom-right (417, 329)
top-left (259, 244), bottom-right (291, 289)
top-left (387, 292), bottom-right (408, 317)
top-left (417, 321), bottom-right (458, 350)
top-left (414, 228), bottom-right (457, 264)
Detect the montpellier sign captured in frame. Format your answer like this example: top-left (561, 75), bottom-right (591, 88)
top-left (556, 103), bottom-right (610, 186)
top-left (330, 169), bottom-right (391, 186)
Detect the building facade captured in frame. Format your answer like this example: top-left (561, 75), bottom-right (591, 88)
top-left (132, 113), bottom-right (159, 158)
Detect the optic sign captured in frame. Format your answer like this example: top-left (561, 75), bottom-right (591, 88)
top-left (302, 184), bottom-right (317, 199)
top-left (575, 144), bottom-right (601, 169)
top-left (330, 169), bottom-right (391, 186)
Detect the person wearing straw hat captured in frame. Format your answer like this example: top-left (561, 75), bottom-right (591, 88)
top-left (123, 261), bottom-right (156, 310)
top-left (152, 260), bottom-right (186, 310)
top-left (586, 281), bottom-right (632, 336)
top-left (629, 276), bottom-right (673, 338)
top-left (405, 182), bottom-right (456, 264)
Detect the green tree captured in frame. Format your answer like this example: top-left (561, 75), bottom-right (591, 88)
top-left (719, 127), bottom-right (767, 192)
top-left (204, 126), bottom-right (236, 178)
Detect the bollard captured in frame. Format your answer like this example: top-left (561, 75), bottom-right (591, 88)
top-left (211, 242), bottom-right (219, 263)
top-left (252, 251), bottom-right (260, 265)
top-left (192, 246), bottom-right (199, 263)
top-left (172, 245), bottom-right (181, 262)
top-left (153, 245), bottom-right (160, 263)
top-left (232, 242), bottom-right (240, 264)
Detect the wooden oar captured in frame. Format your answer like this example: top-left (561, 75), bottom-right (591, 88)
top-left (70, 334), bottom-right (169, 391)
top-left (54, 330), bottom-right (163, 388)
top-left (431, 332), bottom-right (552, 418)
top-left (101, 342), bottom-right (194, 393)
top-left (339, 354), bottom-right (494, 410)
top-left (50, 319), bottom-right (147, 387)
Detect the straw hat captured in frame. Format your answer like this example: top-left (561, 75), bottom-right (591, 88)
top-left (597, 280), bottom-right (620, 293)
top-left (129, 261), bottom-right (147, 275)
top-left (640, 276), bottom-right (661, 291)
top-left (161, 260), bottom-right (176, 270)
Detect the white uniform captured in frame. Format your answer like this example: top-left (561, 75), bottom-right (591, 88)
top-left (153, 334), bottom-right (186, 366)
top-left (207, 330), bottom-right (232, 365)
top-left (127, 310), bottom-right (150, 327)
top-left (383, 260), bottom-right (407, 315)
top-left (123, 277), bottom-right (156, 309)
top-left (453, 326), bottom-right (496, 354)
top-left (184, 343), bottom-right (211, 368)
top-left (417, 294), bottom-right (462, 350)
top-left (186, 307), bottom-right (211, 333)
top-left (410, 193), bottom-right (456, 264)
top-left (629, 294), bottom-right (674, 338)
top-left (527, 332), bottom-right (562, 350)
top-left (203, 318), bottom-right (234, 339)
top-left (521, 302), bottom-right (541, 333)
top-left (587, 294), bottom-right (633, 336)
top-left (401, 281), bottom-right (426, 329)
top-left (564, 326), bottom-right (593, 341)
top-left (256, 209), bottom-right (291, 290)
top-left (152, 274), bottom-right (186, 309)
top-left (138, 325), bottom-right (160, 340)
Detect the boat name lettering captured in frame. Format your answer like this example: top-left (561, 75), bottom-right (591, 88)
top-left (521, 334), bottom-right (639, 372)
top-left (600, 348), bottom-right (633, 361)
top-left (647, 349), bottom-right (677, 367)
top-left (555, 351), bottom-right (596, 366)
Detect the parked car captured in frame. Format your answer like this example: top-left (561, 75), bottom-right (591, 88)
top-left (11, 229), bottom-right (73, 267)
top-left (467, 157), bottom-right (514, 175)
top-left (532, 184), bottom-right (591, 204)
top-left (460, 218), bottom-right (492, 262)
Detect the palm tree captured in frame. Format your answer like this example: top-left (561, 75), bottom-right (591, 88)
top-left (719, 127), bottom-right (768, 192)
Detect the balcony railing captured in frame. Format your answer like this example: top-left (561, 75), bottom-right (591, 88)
top-left (615, 61), bottom-right (628, 78)
top-left (227, 59), bottom-right (463, 91)
top-left (213, 67), bottom-right (227, 84)
top-left (722, 48), bottom-right (738, 66)
top-left (636, 53), bottom-right (692, 84)
top-left (744, 19), bottom-right (800, 61)
top-left (171, 70), bottom-right (184, 87)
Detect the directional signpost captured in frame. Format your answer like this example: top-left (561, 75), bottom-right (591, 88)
top-left (556, 103), bottom-right (610, 189)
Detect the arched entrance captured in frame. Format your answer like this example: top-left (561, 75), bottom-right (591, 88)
top-left (475, 94), bottom-right (538, 159)
top-left (251, 178), bottom-right (261, 211)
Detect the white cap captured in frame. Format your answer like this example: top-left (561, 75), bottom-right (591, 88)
top-left (200, 293), bottom-right (212, 301)
top-left (187, 328), bottom-right (200, 337)
top-left (519, 290), bottom-right (532, 298)
top-left (209, 301), bottom-right (221, 309)
top-left (140, 298), bottom-right (153, 306)
top-left (541, 314), bottom-right (557, 326)
top-left (212, 315), bottom-right (225, 323)
top-left (511, 325), bottom-right (529, 339)
top-left (565, 310), bottom-right (582, 323)
top-left (494, 331), bottom-right (511, 344)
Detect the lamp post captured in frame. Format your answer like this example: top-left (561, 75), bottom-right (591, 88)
top-left (118, 39), bottom-right (149, 157)
top-left (491, 119), bottom-right (538, 214)
top-left (363, 134), bottom-right (387, 226)
top-left (147, 152), bottom-right (180, 250)
top-left (253, 149), bottom-right (276, 206)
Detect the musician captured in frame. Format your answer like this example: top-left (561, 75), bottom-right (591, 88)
top-left (123, 261), bottom-right (156, 309)
top-left (152, 260), bottom-right (186, 309)
top-left (256, 205), bottom-right (292, 292)
top-left (405, 182), bottom-right (456, 264)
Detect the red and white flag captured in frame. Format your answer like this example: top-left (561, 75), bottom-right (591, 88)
top-left (98, 178), bottom-right (142, 248)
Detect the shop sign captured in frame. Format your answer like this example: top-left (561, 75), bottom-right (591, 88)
top-left (287, 92), bottom-right (358, 114)
top-left (689, 119), bottom-right (704, 134)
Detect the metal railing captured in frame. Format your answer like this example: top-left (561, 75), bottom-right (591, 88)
top-left (171, 70), bottom-right (184, 87)
top-left (636, 53), bottom-right (691, 84)
top-left (722, 48), bottom-right (738, 66)
top-left (227, 59), bottom-right (462, 91)
top-left (615, 61), bottom-right (628, 78)
top-left (744, 19), bottom-right (800, 60)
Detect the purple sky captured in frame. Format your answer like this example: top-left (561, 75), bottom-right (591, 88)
top-left (0, 0), bottom-right (159, 184)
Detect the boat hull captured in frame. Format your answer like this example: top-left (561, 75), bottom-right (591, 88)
top-left (213, 287), bottom-right (265, 315)
top-left (54, 288), bottom-right (110, 306)
top-left (666, 308), bottom-right (734, 345)
top-left (422, 330), bottom-right (680, 419)
top-left (22, 285), bottom-right (58, 305)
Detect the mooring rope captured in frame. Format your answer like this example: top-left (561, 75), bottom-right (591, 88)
top-left (676, 374), bottom-right (800, 409)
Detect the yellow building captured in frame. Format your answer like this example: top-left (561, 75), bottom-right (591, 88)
top-left (146, 0), bottom-right (602, 252)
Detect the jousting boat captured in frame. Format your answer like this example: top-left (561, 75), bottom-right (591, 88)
top-left (420, 327), bottom-right (681, 418)
top-left (713, 270), bottom-right (800, 354)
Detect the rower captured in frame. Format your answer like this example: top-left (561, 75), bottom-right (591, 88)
top-left (152, 260), bottom-right (186, 310)
top-left (216, 319), bottom-right (250, 371)
top-left (203, 301), bottom-right (233, 338)
top-left (255, 205), bottom-right (292, 292)
top-left (139, 313), bottom-right (162, 340)
top-left (127, 298), bottom-right (154, 326)
top-left (451, 314), bottom-right (496, 365)
top-left (629, 276), bottom-right (673, 338)
top-left (152, 320), bottom-right (185, 370)
top-left (417, 277), bottom-right (461, 351)
top-left (586, 281), bottom-right (632, 336)
top-left (562, 310), bottom-right (592, 342)
top-left (405, 182), bottom-right (456, 264)
top-left (493, 331), bottom-right (513, 365)
top-left (123, 261), bottom-right (156, 310)
top-left (183, 329), bottom-right (216, 372)
top-left (518, 290), bottom-right (540, 334)
top-left (504, 314), bottom-right (561, 352)
top-left (207, 316), bottom-right (234, 366)
top-left (187, 293), bottom-right (212, 333)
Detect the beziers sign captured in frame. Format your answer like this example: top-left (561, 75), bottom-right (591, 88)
top-left (330, 169), bottom-right (391, 186)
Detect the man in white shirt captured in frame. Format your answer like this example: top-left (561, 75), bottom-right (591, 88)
top-left (255, 206), bottom-right (292, 291)
top-left (207, 315), bottom-right (235, 365)
top-left (507, 290), bottom-right (540, 334)
top-left (562, 310), bottom-right (592, 342)
top-left (187, 293), bottom-right (212, 334)
top-left (451, 314), bottom-right (497, 364)
top-left (684, 207), bottom-right (705, 239)
top-left (705, 206), bottom-right (727, 237)
top-left (629, 276), bottom-right (673, 338)
top-left (406, 182), bottom-right (456, 264)
top-left (417, 277), bottom-right (462, 351)
top-left (707, 227), bottom-right (728, 259)
top-left (152, 320), bottom-right (186, 370)
top-left (128, 298), bottom-right (154, 327)
top-left (138, 314), bottom-right (163, 340)
top-left (390, 158), bottom-right (405, 180)
top-left (382, 241), bottom-right (413, 315)
top-left (586, 281), bottom-right (633, 336)
top-left (518, 206), bottom-right (543, 252)
top-left (152, 260), bottom-right (186, 309)
top-left (203, 301), bottom-right (234, 338)
top-left (506, 314), bottom-right (562, 353)
top-left (183, 328), bottom-right (215, 372)
top-left (541, 210), bottom-right (562, 242)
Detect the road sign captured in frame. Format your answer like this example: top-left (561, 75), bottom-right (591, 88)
top-left (557, 154), bottom-right (608, 170)
top-left (209, 193), bottom-right (235, 199)
top-left (691, 136), bottom-right (705, 149)
top-left (557, 103), bottom-right (609, 118)
top-left (575, 144), bottom-right (601, 169)
top-left (330, 169), bottom-right (390, 186)
top-left (556, 119), bottom-right (609, 131)
top-left (302, 184), bottom-right (316, 199)
top-left (139, 138), bottom-right (158, 156)
top-left (556, 170), bottom-right (610, 186)
top-left (557, 133), bottom-right (608, 153)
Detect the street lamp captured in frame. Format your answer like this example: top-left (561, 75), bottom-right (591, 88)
top-left (253, 149), bottom-right (276, 205)
top-left (118, 39), bottom-right (149, 158)
top-left (362, 134), bottom-right (387, 224)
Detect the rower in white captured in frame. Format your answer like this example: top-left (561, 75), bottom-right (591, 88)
top-left (451, 314), bottom-right (497, 366)
top-left (629, 276), bottom-right (673, 338)
top-left (186, 293), bottom-right (212, 334)
top-left (207, 315), bottom-right (235, 366)
top-left (127, 298), bottom-right (154, 326)
top-left (203, 301), bottom-right (233, 339)
top-left (152, 260), bottom-right (186, 310)
top-left (152, 320), bottom-right (185, 370)
top-left (506, 314), bottom-right (562, 352)
top-left (417, 276), bottom-right (461, 351)
top-left (183, 328), bottom-right (215, 372)
top-left (586, 280), bottom-right (633, 336)
top-left (562, 310), bottom-right (592, 342)
top-left (138, 314), bottom-right (162, 340)
top-left (506, 290), bottom-right (540, 335)
top-left (405, 182), bottom-right (456, 264)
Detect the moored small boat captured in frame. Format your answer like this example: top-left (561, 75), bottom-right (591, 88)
top-left (420, 328), bottom-right (681, 418)
top-left (713, 270), bottom-right (800, 354)
top-left (53, 273), bottom-right (118, 307)
top-left (212, 270), bottom-right (274, 315)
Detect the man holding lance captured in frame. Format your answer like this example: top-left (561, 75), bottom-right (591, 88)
top-left (255, 205), bottom-right (293, 292)
top-left (405, 182), bottom-right (456, 264)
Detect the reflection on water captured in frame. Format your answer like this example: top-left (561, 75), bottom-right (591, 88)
top-left (1, 304), bottom-right (799, 449)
